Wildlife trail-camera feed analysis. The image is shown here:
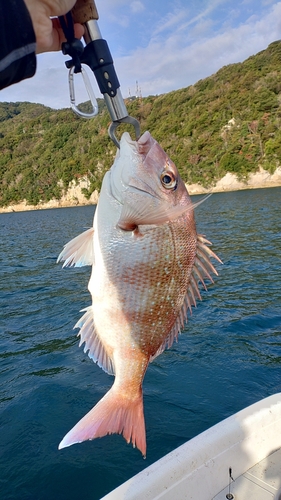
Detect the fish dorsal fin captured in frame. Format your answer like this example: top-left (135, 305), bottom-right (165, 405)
top-left (57, 227), bottom-right (94, 267)
top-left (74, 307), bottom-right (115, 376)
top-left (150, 234), bottom-right (222, 362)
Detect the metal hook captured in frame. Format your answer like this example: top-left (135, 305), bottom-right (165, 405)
top-left (68, 65), bottom-right (98, 119)
top-left (108, 116), bottom-right (141, 148)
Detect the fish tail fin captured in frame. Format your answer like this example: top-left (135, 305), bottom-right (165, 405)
top-left (58, 387), bottom-right (146, 457)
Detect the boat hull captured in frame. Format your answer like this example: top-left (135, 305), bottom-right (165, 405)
top-left (101, 393), bottom-right (281, 499)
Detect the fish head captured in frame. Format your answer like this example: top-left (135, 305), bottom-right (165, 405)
top-left (110, 131), bottom-right (193, 230)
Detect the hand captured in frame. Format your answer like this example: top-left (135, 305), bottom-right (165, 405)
top-left (24, 0), bottom-right (84, 54)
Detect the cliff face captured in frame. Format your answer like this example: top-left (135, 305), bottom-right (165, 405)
top-left (1, 167), bottom-right (280, 213)
top-left (0, 178), bottom-right (99, 213)
top-left (187, 166), bottom-right (281, 195)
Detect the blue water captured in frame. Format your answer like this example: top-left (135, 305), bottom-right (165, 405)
top-left (0, 188), bottom-right (281, 500)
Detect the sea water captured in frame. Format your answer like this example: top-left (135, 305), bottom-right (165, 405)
top-left (0, 187), bottom-right (281, 500)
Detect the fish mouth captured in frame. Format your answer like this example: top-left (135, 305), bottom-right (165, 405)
top-left (110, 132), bottom-right (159, 205)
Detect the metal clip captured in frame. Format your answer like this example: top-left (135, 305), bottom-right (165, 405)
top-left (108, 116), bottom-right (141, 148)
top-left (68, 65), bottom-right (98, 118)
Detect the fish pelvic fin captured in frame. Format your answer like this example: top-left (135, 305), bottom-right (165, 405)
top-left (57, 227), bottom-right (94, 267)
top-left (58, 386), bottom-right (146, 457)
top-left (150, 234), bottom-right (222, 362)
top-left (75, 306), bottom-right (115, 376)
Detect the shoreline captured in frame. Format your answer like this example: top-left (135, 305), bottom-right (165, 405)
top-left (1, 167), bottom-right (280, 214)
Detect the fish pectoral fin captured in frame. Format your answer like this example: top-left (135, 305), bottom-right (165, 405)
top-left (150, 234), bottom-right (222, 363)
top-left (57, 227), bottom-right (94, 267)
top-left (58, 386), bottom-right (146, 457)
top-left (118, 196), bottom-right (191, 230)
top-left (75, 306), bottom-right (115, 376)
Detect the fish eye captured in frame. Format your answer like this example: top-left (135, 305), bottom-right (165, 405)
top-left (160, 171), bottom-right (177, 190)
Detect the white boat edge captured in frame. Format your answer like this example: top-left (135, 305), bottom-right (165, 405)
top-left (101, 392), bottom-right (281, 499)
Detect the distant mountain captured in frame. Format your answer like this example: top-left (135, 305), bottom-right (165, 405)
top-left (1, 41), bottom-right (281, 207)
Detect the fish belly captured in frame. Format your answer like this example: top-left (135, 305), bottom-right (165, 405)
top-left (90, 211), bottom-right (197, 359)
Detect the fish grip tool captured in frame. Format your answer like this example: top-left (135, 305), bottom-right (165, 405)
top-left (60, 0), bottom-right (140, 148)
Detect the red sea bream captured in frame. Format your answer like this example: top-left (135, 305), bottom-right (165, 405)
top-left (57, 131), bottom-right (221, 456)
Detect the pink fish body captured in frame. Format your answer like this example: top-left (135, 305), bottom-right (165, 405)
top-left (57, 131), bottom-right (221, 456)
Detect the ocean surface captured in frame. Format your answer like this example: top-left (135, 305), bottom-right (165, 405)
top-left (1, 187), bottom-right (281, 500)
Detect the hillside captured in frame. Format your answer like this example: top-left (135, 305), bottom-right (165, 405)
top-left (1, 40), bottom-right (281, 208)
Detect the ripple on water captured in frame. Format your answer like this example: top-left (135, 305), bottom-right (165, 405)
top-left (0, 190), bottom-right (280, 499)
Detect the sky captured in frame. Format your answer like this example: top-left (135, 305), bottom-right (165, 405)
top-left (1, 0), bottom-right (281, 109)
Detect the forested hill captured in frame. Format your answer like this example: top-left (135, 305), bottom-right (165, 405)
top-left (1, 40), bottom-right (281, 207)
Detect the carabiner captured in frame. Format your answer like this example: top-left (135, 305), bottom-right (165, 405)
top-left (68, 65), bottom-right (98, 119)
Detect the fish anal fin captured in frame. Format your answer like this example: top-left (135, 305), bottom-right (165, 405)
top-left (58, 386), bottom-right (146, 457)
top-left (57, 227), bottom-right (94, 268)
top-left (74, 307), bottom-right (115, 376)
top-left (149, 326), bottom-right (177, 363)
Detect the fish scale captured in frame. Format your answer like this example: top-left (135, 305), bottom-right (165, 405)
top-left (57, 131), bottom-right (221, 456)
top-left (97, 224), bottom-right (195, 354)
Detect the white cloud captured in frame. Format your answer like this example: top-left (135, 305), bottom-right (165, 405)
top-left (97, 0), bottom-right (144, 24)
top-left (115, 1), bottom-right (281, 97)
top-left (154, 9), bottom-right (189, 36)
top-left (1, 1), bottom-right (281, 108)
top-left (130, 1), bottom-right (145, 14)
top-left (175, 0), bottom-right (231, 32)
top-left (0, 52), bottom-right (102, 109)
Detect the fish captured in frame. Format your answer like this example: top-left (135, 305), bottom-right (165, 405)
top-left (57, 131), bottom-right (221, 457)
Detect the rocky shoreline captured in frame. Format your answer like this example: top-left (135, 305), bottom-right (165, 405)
top-left (1, 167), bottom-right (281, 214)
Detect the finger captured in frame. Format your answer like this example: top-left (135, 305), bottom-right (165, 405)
top-left (52, 18), bottom-right (84, 46)
top-left (36, 20), bottom-right (84, 53)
